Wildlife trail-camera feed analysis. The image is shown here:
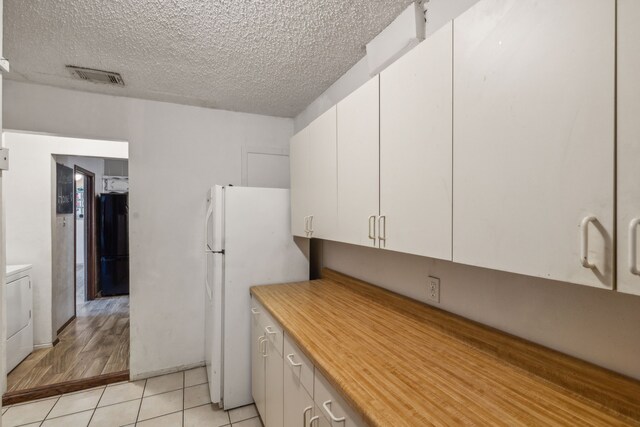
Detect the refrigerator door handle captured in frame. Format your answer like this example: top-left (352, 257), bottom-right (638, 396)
top-left (205, 198), bottom-right (214, 252)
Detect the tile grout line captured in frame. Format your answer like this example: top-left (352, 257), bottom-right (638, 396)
top-left (40, 387), bottom-right (105, 423)
top-left (85, 384), bottom-right (107, 426)
top-left (134, 379), bottom-right (148, 424)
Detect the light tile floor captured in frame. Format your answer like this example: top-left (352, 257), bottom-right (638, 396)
top-left (2, 367), bottom-right (263, 427)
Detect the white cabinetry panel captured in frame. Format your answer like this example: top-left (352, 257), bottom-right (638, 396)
top-left (290, 127), bottom-right (311, 238)
top-left (453, 0), bottom-right (615, 288)
top-left (290, 107), bottom-right (337, 239)
top-left (337, 76), bottom-right (380, 247)
top-left (617, 0), bottom-right (640, 296)
top-left (379, 22), bottom-right (453, 259)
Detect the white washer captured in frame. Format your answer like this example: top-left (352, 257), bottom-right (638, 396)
top-left (6, 264), bottom-right (34, 373)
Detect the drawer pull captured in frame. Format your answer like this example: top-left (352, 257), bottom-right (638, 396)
top-left (265, 326), bottom-right (277, 335)
top-left (259, 336), bottom-right (267, 357)
top-left (322, 400), bottom-right (346, 423)
top-left (630, 218), bottom-right (640, 275)
top-left (308, 415), bottom-right (320, 427)
top-left (250, 308), bottom-right (259, 315)
top-left (303, 406), bottom-right (312, 427)
top-left (286, 353), bottom-right (302, 367)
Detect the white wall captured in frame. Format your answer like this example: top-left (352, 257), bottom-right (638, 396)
top-left (294, 0), bottom-right (640, 381)
top-left (3, 132), bottom-right (128, 346)
top-left (3, 80), bottom-right (294, 379)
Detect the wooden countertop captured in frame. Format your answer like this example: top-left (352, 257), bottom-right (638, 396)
top-left (250, 269), bottom-right (640, 427)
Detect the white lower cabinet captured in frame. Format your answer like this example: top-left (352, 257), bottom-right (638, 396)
top-left (250, 300), bottom-right (266, 419)
top-left (250, 298), bottom-right (284, 427)
top-left (265, 337), bottom-right (284, 427)
top-left (283, 339), bottom-right (314, 426)
top-left (313, 370), bottom-right (365, 427)
top-left (252, 308), bottom-right (365, 427)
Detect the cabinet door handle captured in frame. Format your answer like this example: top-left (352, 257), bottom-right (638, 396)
top-left (265, 326), bottom-right (277, 335)
top-left (308, 415), bottom-right (320, 427)
top-left (368, 215), bottom-right (376, 244)
top-left (258, 336), bottom-right (267, 357)
top-left (286, 353), bottom-right (303, 367)
top-left (303, 406), bottom-right (312, 427)
top-left (580, 216), bottom-right (597, 269)
top-left (630, 218), bottom-right (640, 275)
top-left (250, 308), bottom-right (259, 316)
top-left (378, 215), bottom-right (386, 248)
top-left (322, 400), bottom-right (346, 423)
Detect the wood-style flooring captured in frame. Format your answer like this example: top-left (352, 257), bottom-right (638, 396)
top-left (6, 296), bottom-right (129, 393)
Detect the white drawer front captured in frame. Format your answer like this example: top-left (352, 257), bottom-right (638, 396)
top-left (7, 276), bottom-right (31, 339)
top-left (284, 333), bottom-right (314, 397)
top-left (254, 299), bottom-right (284, 358)
top-left (314, 370), bottom-right (365, 427)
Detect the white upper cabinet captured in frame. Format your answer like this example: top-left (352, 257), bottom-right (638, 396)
top-left (379, 21), bottom-right (453, 260)
top-left (453, 0), bottom-right (615, 288)
top-left (336, 76), bottom-right (380, 247)
top-left (290, 107), bottom-right (338, 240)
top-left (617, 0), bottom-right (640, 296)
top-left (290, 126), bottom-right (311, 238)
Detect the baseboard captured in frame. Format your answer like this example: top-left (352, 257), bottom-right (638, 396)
top-left (56, 316), bottom-right (76, 335)
top-left (130, 361), bottom-right (205, 381)
top-left (2, 370), bottom-right (129, 406)
top-left (33, 343), bottom-right (53, 350)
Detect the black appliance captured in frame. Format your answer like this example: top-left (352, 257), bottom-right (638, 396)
top-left (97, 193), bottom-right (129, 296)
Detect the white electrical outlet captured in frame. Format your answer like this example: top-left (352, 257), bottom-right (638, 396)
top-left (427, 276), bottom-right (440, 303)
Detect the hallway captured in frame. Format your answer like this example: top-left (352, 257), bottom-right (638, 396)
top-left (6, 296), bottom-right (129, 392)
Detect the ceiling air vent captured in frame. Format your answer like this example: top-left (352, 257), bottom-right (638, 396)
top-left (66, 66), bottom-right (125, 86)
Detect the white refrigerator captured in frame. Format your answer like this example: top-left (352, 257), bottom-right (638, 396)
top-left (204, 185), bottom-right (309, 409)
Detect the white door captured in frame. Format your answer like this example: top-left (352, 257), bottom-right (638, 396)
top-left (223, 187), bottom-right (308, 409)
top-left (250, 301), bottom-right (266, 420)
top-left (453, 0), bottom-right (615, 289)
top-left (337, 76), bottom-right (380, 247)
top-left (379, 22), bottom-right (453, 259)
top-left (290, 127), bottom-right (311, 237)
top-left (264, 336), bottom-right (284, 427)
top-left (308, 106), bottom-right (338, 240)
top-left (617, 0), bottom-right (640, 296)
top-left (205, 187), bottom-right (224, 404)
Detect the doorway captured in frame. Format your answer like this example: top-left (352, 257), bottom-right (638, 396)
top-left (2, 147), bottom-right (130, 404)
top-left (74, 166), bottom-right (97, 308)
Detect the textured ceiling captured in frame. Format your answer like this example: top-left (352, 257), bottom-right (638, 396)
top-left (4, 0), bottom-right (412, 117)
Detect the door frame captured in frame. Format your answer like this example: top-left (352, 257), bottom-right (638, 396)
top-left (74, 166), bottom-right (98, 309)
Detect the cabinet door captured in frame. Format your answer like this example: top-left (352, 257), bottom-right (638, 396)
top-left (283, 360), bottom-right (314, 427)
top-left (250, 304), bottom-right (266, 420)
top-left (337, 76), bottom-right (380, 247)
top-left (453, 0), bottom-right (615, 288)
top-left (290, 126), bottom-right (311, 237)
top-left (617, 0), bottom-right (640, 296)
top-left (313, 371), bottom-right (365, 427)
top-left (379, 22), bottom-right (453, 260)
top-left (265, 338), bottom-right (284, 427)
top-left (308, 106), bottom-right (338, 240)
